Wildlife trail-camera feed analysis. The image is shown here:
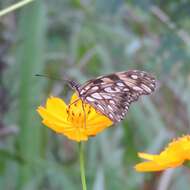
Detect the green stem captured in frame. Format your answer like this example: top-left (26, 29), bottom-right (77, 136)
top-left (0, 0), bottom-right (35, 17)
top-left (79, 142), bottom-right (87, 190)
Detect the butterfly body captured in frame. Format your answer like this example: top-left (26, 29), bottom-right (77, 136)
top-left (69, 70), bottom-right (156, 123)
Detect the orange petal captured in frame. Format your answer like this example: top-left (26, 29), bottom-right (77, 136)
top-left (135, 159), bottom-right (184, 172)
top-left (135, 161), bottom-right (168, 172)
top-left (138, 153), bottom-right (155, 160)
top-left (37, 106), bottom-right (70, 125)
top-left (62, 128), bottom-right (88, 142)
top-left (46, 97), bottom-right (68, 118)
top-left (43, 120), bottom-right (89, 141)
top-left (42, 120), bottom-right (73, 133)
top-left (87, 120), bottom-right (112, 135)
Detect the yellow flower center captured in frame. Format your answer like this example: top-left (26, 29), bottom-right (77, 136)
top-left (66, 101), bottom-right (92, 128)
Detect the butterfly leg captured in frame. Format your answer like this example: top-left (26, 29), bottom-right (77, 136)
top-left (67, 98), bottom-right (80, 121)
top-left (81, 102), bottom-right (87, 129)
top-left (68, 98), bottom-right (80, 107)
top-left (67, 97), bottom-right (87, 128)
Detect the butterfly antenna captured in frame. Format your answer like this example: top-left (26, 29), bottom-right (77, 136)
top-left (35, 74), bottom-right (67, 82)
top-left (34, 74), bottom-right (80, 91)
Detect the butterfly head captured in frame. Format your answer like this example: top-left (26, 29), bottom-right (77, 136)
top-left (67, 80), bottom-right (81, 92)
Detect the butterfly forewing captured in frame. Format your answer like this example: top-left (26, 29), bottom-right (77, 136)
top-left (77, 70), bottom-right (156, 123)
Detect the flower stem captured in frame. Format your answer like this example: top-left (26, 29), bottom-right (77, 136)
top-left (0, 0), bottom-right (34, 17)
top-left (79, 142), bottom-right (87, 190)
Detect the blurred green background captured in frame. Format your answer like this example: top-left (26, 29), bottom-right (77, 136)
top-left (1, 0), bottom-right (190, 189)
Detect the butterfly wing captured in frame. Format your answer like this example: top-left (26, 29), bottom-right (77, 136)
top-left (78, 70), bottom-right (156, 123)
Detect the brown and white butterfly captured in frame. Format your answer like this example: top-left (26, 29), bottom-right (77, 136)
top-left (67, 70), bottom-right (156, 123)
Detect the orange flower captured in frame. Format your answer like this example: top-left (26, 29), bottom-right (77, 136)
top-left (37, 93), bottom-right (113, 142)
top-left (135, 135), bottom-right (190, 172)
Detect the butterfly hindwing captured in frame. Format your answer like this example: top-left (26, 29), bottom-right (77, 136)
top-left (77, 70), bottom-right (156, 123)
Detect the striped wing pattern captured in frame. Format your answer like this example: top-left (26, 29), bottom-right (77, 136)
top-left (77, 70), bottom-right (156, 123)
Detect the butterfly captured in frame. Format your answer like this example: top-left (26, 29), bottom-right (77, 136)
top-left (67, 70), bottom-right (156, 123)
